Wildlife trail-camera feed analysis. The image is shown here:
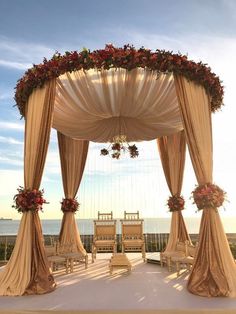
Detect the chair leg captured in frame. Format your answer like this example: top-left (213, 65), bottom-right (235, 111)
top-left (92, 245), bottom-right (95, 263)
top-left (176, 261), bottom-right (180, 277)
top-left (167, 257), bottom-right (172, 272)
top-left (160, 253), bottom-right (163, 267)
top-left (69, 258), bottom-right (74, 273)
top-left (142, 244), bottom-right (146, 261)
top-left (85, 254), bottom-right (88, 269)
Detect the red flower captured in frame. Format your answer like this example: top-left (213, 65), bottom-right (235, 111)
top-left (61, 198), bottom-right (79, 213)
top-left (12, 186), bottom-right (48, 213)
top-left (167, 195), bottom-right (185, 212)
top-left (15, 44), bottom-right (224, 117)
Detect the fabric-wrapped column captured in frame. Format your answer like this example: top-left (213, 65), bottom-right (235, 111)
top-left (0, 80), bottom-right (56, 296)
top-left (175, 75), bottom-right (236, 297)
top-left (157, 130), bottom-right (191, 252)
top-left (57, 132), bottom-right (89, 255)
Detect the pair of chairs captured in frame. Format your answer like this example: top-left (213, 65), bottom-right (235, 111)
top-left (45, 241), bottom-right (88, 274)
top-left (160, 240), bottom-right (197, 276)
top-left (91, 211), bottom-right (146, 262)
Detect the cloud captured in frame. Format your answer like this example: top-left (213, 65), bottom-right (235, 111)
top-left (0, 169), bottom-right (23, 196)
top-left (0, 59), bottom-right (31, 70)
top-left (0, 89), bottom-right (13, 101)
top-left (0, 135), bottom-right (23, 145)
top-left (0, 121), bottom-right (24, 131)
top-left (0, 156), bottom-right (23, 167)
top-left (0, 36), bottom-right (54, 70)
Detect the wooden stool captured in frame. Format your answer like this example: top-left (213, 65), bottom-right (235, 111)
top-left (109, 253), bottom-right (131, 274)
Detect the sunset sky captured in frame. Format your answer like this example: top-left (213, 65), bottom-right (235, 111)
top-left (0, 0), bottom-right (236, 222)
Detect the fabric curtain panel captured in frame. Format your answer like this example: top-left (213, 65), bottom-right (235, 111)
top-left (157, 131), bottom-right (191, 251)
top-left (0, 80), bottom-right (56, 296)
top-left (57, 132), bottom-right (89, 255)
top-left (53, 69), bottom-right (184, 142)
top-left (175, 75), bottom-right (236, 297)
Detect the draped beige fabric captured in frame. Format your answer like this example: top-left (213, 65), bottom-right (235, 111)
top-left (175, 75), bottom-right (236, 297)
top-left (157, 131), bottom-right (191, 251)
top-left (0, 80), bottom-right (56, 296)
top-left (53, 69), bottom-right (183, 142)
top-left (58, 132), bottom-right (89, 255)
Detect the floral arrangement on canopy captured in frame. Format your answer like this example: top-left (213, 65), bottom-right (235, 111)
top-left (167, 195), bottom-right (185, 212)
top-left (12, 186), bottom-right (48, 213)
top-left (61, 198), bottom-right (80, 213)
top-left (15, 44), bottom-right (224, 117)
top-left (101, 135), bottom-right (139, 159)
top-left (192, 183), bottom-right (226, 211)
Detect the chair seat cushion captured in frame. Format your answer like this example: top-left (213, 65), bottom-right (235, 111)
top-left (94, 240), bottom-right (115, 246)
top-left (123, 239), bottom-right (144, 246)
top-left (180, 256), bottom-right (194, 264)
top-left (47, 256), bottom-right (66, 262)
top-left (162, 251), bottom-right (186, 258)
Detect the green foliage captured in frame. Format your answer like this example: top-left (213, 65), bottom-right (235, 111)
top-left (229, 243), bottom-right (236, 259)
top-left (0, 243), bottom-right (14, 260)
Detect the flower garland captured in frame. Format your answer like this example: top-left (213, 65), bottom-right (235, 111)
top-left (191, 183), bottom-right (226, 211)
top-left (15, 44), bottom-right (224, 117)
top-left (12, 186), bottom-right (48, 213)
top-left (167, 195), bottom-right (185, 212)
top-left (61, 198), bottom-right (79, 213)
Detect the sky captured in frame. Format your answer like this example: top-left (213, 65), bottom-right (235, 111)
top-left (0, 0), bottom-right (236, 222)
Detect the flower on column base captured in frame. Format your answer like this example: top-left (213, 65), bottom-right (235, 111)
top-left (191, 183), bottom-right (226, 211)
top-left (12, 186), bottom-right (48, 213)
top-left (167, 195), bottom-right (185, 212)
top-left (61, 198), bottom-right (80, 213)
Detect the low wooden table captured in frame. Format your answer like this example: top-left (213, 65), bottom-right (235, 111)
top-left (109, 253), bottom-right (131, 274)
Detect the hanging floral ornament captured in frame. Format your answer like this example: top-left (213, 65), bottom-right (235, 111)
top-left (100, 135), bottom-right (139, 160)
top-left (167, 195), bottom-right (185, 212)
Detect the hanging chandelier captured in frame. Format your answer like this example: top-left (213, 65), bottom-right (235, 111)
top-left (100, 135), bottom-right (139, 160)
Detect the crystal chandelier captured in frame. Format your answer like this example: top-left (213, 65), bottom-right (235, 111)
top-left (100, 135), bottom-right (139, 160)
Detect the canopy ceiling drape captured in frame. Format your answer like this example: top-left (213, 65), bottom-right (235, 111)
top-left (1, 50), bottom-right (235, 298)
top-left (54, 69), bottom-right (183, 142)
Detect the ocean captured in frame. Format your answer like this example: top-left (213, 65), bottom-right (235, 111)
top-left (0, 217), bottom-right (236, 235)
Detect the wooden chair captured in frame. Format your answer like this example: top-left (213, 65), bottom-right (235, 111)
top-left (57, 243), bottom-right (88, 271)
top-left (92, 212), bottom-right (117, 262)
top-left (160, 241), bottom-right (187, 271)
top-left (171, 242), bottom-right (197, 276)
top-left (44, 244), bottom-right (69, 274)
top-left (120, 211), bottom-right (146, 261)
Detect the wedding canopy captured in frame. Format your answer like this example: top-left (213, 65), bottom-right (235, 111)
top-left (0, 45), bottom-right (236, 298)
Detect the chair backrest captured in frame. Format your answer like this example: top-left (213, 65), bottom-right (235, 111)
top-left (44, 245), bottom-right (56, 257)
top-left (121, 222), bottom-right (143, 240)
top-left (94, 221), bottom-right (116, 240)
top-left (124, 211), bottom-right (139, 220)
top-left (98, 211), bottom-right (113, 220)
top-left (176, 241), bottom-right (187, 255)
top-left (187, 244), bottom-right (196, 257)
